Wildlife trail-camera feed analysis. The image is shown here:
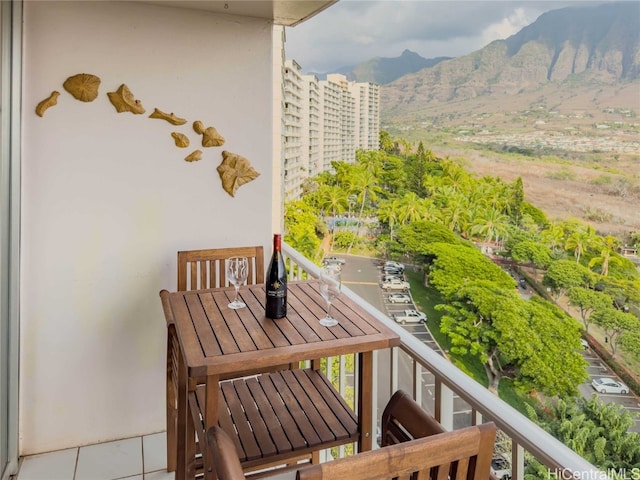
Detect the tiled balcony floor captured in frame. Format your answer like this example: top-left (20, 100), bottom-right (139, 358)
top-left (15, 432), bottom-right (174, 480)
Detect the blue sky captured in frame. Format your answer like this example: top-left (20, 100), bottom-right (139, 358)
top-left (285, 0), bottom-right (606, 74)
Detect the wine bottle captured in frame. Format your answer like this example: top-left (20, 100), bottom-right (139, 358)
top-left (265, 234), bottom-right (287, 319)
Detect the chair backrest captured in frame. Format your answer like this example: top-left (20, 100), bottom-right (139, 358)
top-left (295, 423), bottom-right (497, 480)
top-left (177, 246), bottom-right (264, 291)
top-left (207, 426), bottom-right (246, 480)
top-left (381, 389), bottom-right (446, 445)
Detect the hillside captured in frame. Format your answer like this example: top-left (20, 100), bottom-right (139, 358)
top-left (375, 1), bottom-right (640, 238)
top-left (382, 2), bottom-right (640, 118)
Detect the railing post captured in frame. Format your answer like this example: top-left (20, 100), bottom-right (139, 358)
top-left (412, 361), bottom-right (422, 406)
top-left (512, 442), bottom-right (525, 480)
top-left (390, 346), bottom-right (398, 394)
top-left (434, 379), bottom-right (454, 431)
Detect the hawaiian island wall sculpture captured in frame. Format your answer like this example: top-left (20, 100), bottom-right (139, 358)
top-left (185, 150), bottom-right (202, 162)
top-left (63, 73), bottom-right (101, 102)
top-left (193, 120), bottom-right (225, 147)
top-left (171, 132), bottom-right (190, 148)
top-left (35, 91), bottom-right (60, 117)
top-left (35, 73), bottom-right (261, 198)
top-left (149, 108), bottom-right (187, 125)
top-left (216, 150), bottom-right (259, 197)
top-left (107, 84), bottom-right (145, 114)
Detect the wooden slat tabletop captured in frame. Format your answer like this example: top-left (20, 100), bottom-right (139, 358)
top-left (164, 281), bottom-right (400, 377)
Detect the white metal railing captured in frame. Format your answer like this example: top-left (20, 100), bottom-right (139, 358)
top-left (282, 242), bottom-right (603, 480)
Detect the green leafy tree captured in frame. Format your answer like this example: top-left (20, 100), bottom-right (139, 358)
top-left (439, 282), bottom-right (587, 395)
top-left (542, 259), bottom-right (596, 300)
top-left (510, 240), bottom-right (552, 268)
top-left (509, 177), bottom-right (525, 225)
top-left (423, 243), bottom-right (514, 297)
top-left (405, 141), bottom-right (430, 197)
top-left (592, 307), bottom-right (640, 358)
top-left (620, 330), bottom-right (640, 360)
top-left (284, 200), bottom-right (323, 261)
top-left (526, 396), bottom-right (640, 470)
top-left (566, 287), bottom-right (612, 333)
top-left (379, 130), bottom-right (394, 153)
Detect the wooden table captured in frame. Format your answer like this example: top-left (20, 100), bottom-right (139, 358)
top-left (160, 280), bottom-right (400, 479)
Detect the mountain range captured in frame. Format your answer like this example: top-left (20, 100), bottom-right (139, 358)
top-left (332, 2), bottom-right (639, 124)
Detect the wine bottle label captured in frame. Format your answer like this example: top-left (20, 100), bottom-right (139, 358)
top-left (267, 282), bottom-right (286, 298)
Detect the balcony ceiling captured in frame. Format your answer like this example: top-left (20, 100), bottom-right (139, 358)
top-left (141, 0), bottom-right (337, 26)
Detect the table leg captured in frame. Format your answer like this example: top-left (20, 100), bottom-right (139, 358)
top-left (358, 351), bottom-right (373, 452)
top-left (176, 348), bottom-right (187, 480)
top-left (202, 376), bottom-right (220, 476)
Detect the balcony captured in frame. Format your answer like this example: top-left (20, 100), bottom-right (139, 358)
top-left (13, 243), bottom-right (602, 480)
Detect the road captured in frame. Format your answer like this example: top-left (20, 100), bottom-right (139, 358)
top-left (335, 253), bottom-right (640, 434)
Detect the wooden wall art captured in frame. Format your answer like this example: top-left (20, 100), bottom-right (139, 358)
top-left (149, 108), bottom-right (187, 125)
top-left (171, 132), bottom-right (189, 148)
top-left (107, 84), bottom-right (145, 114)
top-left (63, 73), bottom-right (101, 102)
top-left (185, 150), bottom-right (202, 162)
top-left (216, 150), bottom-right (259, 197)
top-left (193, 120), bottom-right (225, 147)
top-left (36, 72), bottom-right (262, 198)
top-left (35, 91), bottom-right (60, 117)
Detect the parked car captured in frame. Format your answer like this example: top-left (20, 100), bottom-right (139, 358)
top-left (381, 279), bottom-right (410, 292)
top-left (387, 293), bottom-right (411, 304)
top-left (322, 256), bottom-right (345, 266)
top-left (384, 261), bottom-right (405, 271)
top-left (491, 454), bottom-right (511, 480)
top-left (392, 309), bottom-right (426, 325)
top-left (381, 274), bottom-right (403, 283)
top-left (591, 377), bottom-right (629, 394)
top-left (382, 265), bottom-right (404, 275)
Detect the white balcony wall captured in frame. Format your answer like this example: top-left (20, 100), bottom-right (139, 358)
top-left (20, 1), bottom-right (278, 455)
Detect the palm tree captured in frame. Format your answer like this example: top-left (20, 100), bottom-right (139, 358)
top-left (397, 192), bottom-right (427, 224)
top-left (469, 207), bottom-right (510, 245)
top-left (588, 235), bottom-right (622, 277)
top-left (317, 184), bottom-right (348, 236)
top-left (565, 227), bottom-right (595, 263)
top-left (378, 198), bottom-right (401, 240)
top-left (346, 167), bottom-right (381, 253)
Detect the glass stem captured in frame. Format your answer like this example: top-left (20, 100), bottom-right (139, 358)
top-left (326, 302), bottom-right (332, 318)
top-left (234, 286), bottom-right (239, 303)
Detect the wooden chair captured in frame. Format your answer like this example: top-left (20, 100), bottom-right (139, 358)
top-left (165, 246), bottom-right (264, 472)
top-left (177, 246), bottom-right (264, 291)
top-left (381, 389), bottom-right (446, 445)
top-left (294, 422), bottom-right (496, 480)
top-left (206, 390), bottom-right (496, 480)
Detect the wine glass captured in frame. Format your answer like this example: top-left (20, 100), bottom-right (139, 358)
top-left (226, 256), bottom-right (249, 309)
top-left (318, 264), bottom-right (341, 327)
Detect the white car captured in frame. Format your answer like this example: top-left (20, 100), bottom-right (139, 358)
top-left (381, 279), bottom-right (410, 292)
top-left (388, 293), bottom-right (411, 304)
top-left (384, 261), bottom-right (405, 271)
top-left (392, 310), bottom-right (426, 324)
top-left (591, 377), bottom-right (629, 394)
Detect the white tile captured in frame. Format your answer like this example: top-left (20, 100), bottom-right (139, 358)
top-left (144, 470), bottom-right (174, 480)
top-left (117, 476), bottom-right (143, 480)
top-left (75, 437), bottom-right (142, 480)
top-left (142, 432), bottom-right (166, 473)
top-left (17, 448), bottom-right (77, 480)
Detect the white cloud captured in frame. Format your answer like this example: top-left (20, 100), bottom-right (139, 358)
top-left (285, 0), bottom-right (592, 74)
